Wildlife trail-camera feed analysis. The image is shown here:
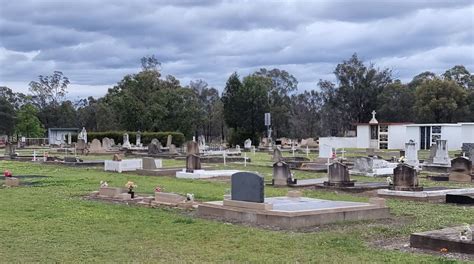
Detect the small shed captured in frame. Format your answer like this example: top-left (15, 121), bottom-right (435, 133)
top-left (48, 128), bottom-right (79, 145)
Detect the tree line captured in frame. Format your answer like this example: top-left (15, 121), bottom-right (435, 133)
top-left (1, 54), bottom-right (473, 145)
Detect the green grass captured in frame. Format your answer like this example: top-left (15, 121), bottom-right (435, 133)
top-left (0, 152), bottom-right (473, 263)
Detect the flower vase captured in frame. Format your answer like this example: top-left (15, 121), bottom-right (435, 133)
top-left (128, 190), bottom-right (135, 199)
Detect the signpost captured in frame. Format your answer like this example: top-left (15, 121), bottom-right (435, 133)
top-left (264, 112), bottom-right (272, 149)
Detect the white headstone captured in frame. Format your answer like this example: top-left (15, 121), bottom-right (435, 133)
top-left (244, 139), bottom-right (252, 149)
top-left (136, 131), bottom-right (141, 146)
top-left (433, 139), bottom-right (449, 165)
top-left (78, 127), bottom-right (88, 143)
top-left (404, 140), bottom-right (419, 168)
top-left (122, 133), bottom-right (131, 149)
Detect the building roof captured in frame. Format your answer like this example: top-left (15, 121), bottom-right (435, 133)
top-left (355, 122), bottom-right (413, 126)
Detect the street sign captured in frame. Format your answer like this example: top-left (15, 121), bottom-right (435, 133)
top-left (264, 113), bottom-right (271, 126)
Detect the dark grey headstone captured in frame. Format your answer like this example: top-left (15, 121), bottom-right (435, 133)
top-left (392, 163), bottom-right (422, 191)
top-left (461, 143), bottom-right (474, 155)
top-left (187, 141), bottom-right (199, 155)
top-left (186, 154), bottom-right (201, 172)
top-left (231, 172), bottom-right (264, 203)
top-left (451, 157), bottom-right (472, 174)
top-left (328, 162), bottom-right (350, 183)
top-left (148, 139), bottom-right (162, 154)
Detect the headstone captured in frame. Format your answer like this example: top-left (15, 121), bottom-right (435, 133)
top-left (433, 139), bottom-right (449, 165)
top-left (187, 141), bottom-right (199, 155)
top-left (272, 148), bottom-right (282, 162)
top-left (426, 144), bottom-right (437, 164)
top-left (272, 161), bottom-right (295, 186)
top-left (78, 127), bottom-right (88, 143)
top-left (186, 154), bottom-right (201, 173)
top-left (235, 145), bottom-right (240, 152)
top-left (136, 131), bottom-right (141, 147)
top-left (461, 143), bottom-right (474, 156)
top-left (325, 162), bottom-right (354, 187)
top-left (169, 144), bottom-right (177, 154)
top-left (76, 139), bottom-right (87, 154)
top-left (166, 135), bottom-right (172, 148)
top-left (122, 133), bottom-right (131, 149)
top-left (404, 141), bottom-right (419, 168)
top-left (4, 142), bottom-right (17, 159)
top-left (231, 172), bottom-right (264, 203)
top-left (244, 139), bottom-right (252, 150)
top-left (391, 163), bottom-right (422, 191)
top-left (198, 135), bottom-right (205, 150)
top-left (148, 139), bottom-right (162, 154)
top-left (142, 157), bottom-right (163, 170)
top-left (89, 139), bottom-right (103, 153)
top-left (353, 157), bottom-right (372, 173)
top-left (449, 157), bottom-right (472, 183)
top-left (102, 137), bottom-right (112, 150)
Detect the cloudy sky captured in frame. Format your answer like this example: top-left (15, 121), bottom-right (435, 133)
top-left (1, 0), bottom-right (473, 99)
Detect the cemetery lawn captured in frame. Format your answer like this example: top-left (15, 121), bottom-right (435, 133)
top-left (1, 156), bottom-right (473, 263)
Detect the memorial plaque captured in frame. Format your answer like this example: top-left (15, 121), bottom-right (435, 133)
top-left (231, 172), bottom-right (264, 203)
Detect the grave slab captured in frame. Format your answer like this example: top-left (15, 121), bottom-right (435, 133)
top-left (378, 187), bottom-right (474, 203)
top-left (197, 196), bottom-right (390, 229)
top-left (410, 225), bottom-right (474, 254)
top-left (104, 159), bottom-right (142, 173)
top-left (4, 177), bottom-right (20, 187)
top-left (176, 169), bottom-right (240, 179)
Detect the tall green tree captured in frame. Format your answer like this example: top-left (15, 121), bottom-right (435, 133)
top-left (222, 73), bottom-right (270, 145)
top-left (15, 104), bottom-right (44, 137)
top-left (377, 81), bottom-right (416, 122)
top-left (254, 68), bottom-right (298, 138)
top-left (190, 80), bottom-right (223, 141)
top-left (415, 79), bottom-right (469, 123)
top-left (289, 91), bottom-right (321, 138)
top-left (317, 54), bottom-right (392, 135)
top-left (442, 65), bottom-right (474, 90)
top-left (0, 97), bottom-right (16, 136)
top-left (29, 71), bottom-right (69, 108)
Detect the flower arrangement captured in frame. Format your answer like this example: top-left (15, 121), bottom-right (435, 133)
top-left (125, 181), bottom-right (137, 199)
top-left (460, 224), bottom-right (472, 241)
top-left (186, 193), bottom-right (194, 202)
top-left (3, 170), bottom-right (12, 177)
top-left (125, 181), bottom-right (137, 191)
top-left (398, 156), bottom-right (406, 163)
top-left (100, 181), bottom-right (108, 188)
top-left (154, 186), bottom-right (163, 193)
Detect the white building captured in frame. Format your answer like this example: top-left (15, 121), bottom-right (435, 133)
top-left (318, 112), bottom-right (474, 157)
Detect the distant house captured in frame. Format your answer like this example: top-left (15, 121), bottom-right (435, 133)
top-left (48, 128), bottom-right (79, 145)
top-left (319, 111), bottom-right (474, 157)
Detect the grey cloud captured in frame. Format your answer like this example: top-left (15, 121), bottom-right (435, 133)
top-left (0, 0), bottom-right (472, 97)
